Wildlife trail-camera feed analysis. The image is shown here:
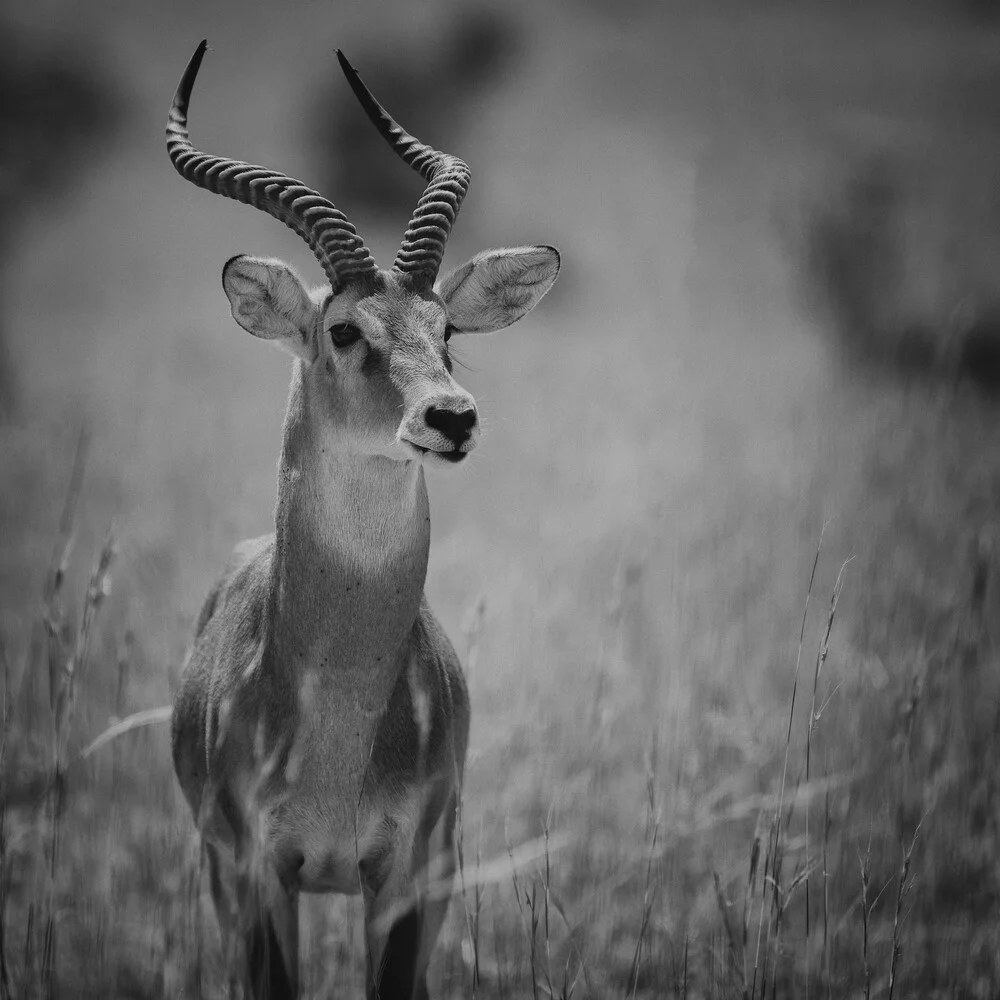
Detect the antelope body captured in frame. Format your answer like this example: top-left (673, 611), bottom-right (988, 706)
top-left (166, 42), bottom-right (559, 1000)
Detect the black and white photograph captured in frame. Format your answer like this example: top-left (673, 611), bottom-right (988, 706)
top-left (1, 1), bottom-right (998, 997)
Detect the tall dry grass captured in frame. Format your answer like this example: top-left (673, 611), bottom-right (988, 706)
top-left (3, 444), bottom-right (996, 998)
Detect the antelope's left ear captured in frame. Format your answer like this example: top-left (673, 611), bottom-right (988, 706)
top-left (436, 245), bottom-right (560, 334)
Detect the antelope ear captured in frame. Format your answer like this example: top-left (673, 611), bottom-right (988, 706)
top-left (436, 245), bottom-right (560, 334)
top-left (222, 255), bottom-right (319, 360)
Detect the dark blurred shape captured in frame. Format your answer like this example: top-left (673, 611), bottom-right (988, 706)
top-left (0, 25), bottom-right (125, 420)
top-left (965, 0), bottom-right (1000, 21)
top-left (311, 9), bottom-right (520, 221)
top-left (969, 527), bottom-right (992, 617)
top-left (803, 155), bottom-right (919, 369)
top-left (955, 313), bottom-right (1000, 398)
top-left (800, 148), bottom-right (1000, 399)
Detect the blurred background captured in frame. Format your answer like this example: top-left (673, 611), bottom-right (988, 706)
top-left (2, 0), bottom-right (999, 996)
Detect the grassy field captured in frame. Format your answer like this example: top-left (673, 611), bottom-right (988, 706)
top-left (2, 2), bottom-right (999, 997)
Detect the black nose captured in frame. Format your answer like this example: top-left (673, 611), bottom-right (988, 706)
top-left (424, 406), bottom-right (477, 446)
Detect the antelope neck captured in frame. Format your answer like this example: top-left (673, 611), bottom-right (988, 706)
top-left (265, 367), bottom-right (430, 698)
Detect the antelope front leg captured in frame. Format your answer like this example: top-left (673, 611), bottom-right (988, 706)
top-left (204, 840), bottom-right (241, 992)
top-left (361, 797), bottom-right (459, 1000)
top-left (414, 792), bottom-right (459, 988)
top-left (362, 858), bottom-right (424, 1000)
top-left (235, 848), bottom-right (300, 1000)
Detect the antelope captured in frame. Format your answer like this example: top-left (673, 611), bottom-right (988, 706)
top-left (166, 41), bottom-right (559, 1000)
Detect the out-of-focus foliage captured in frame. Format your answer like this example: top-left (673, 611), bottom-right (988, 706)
top-left (0, 34), bottom-right (122, 208)
top-left (799, 149), bottom-right (1000, 394)
top-left (0, 21), bottom-right (124, 418)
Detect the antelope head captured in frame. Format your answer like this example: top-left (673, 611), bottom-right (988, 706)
top-left (167, 41), bottom-right (560, 465)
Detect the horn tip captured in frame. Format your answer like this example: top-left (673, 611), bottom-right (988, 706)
top-left (336, 49), bottom-right (357, 78)
top-left (182, 39), bottom-right (210, 80)
top-left (171, 40), bottom-right (210, 115)
top-left (189, 39), bottom-right (209, 66)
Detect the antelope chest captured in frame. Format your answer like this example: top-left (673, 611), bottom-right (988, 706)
top-left (250, 677), bottom-right (430, 895)
top-left (259, 745), bottom-right (425, 896)
top-left (208, 608), bottom-right (452, 895)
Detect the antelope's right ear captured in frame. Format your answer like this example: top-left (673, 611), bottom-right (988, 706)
top-left (222, 255), bottom-right (319, 360)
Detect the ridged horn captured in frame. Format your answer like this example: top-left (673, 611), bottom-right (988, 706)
top-left (167, 41), bottom-right (377, 292)
top-left (336, 50), bottom-right (471, 286)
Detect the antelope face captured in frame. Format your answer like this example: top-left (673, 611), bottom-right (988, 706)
top-left (221, 248), bottom-right (559, 465)
top-left (323, 273), bottom-right (477, 465)
top-left (169, 42), bottom-right (559, 466)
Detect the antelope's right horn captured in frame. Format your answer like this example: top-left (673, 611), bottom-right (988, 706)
top-left (167, 41), bottom-right (378, 293)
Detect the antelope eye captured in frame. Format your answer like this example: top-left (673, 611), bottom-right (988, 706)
top-left (329, 322), bottom-right (362, 348)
